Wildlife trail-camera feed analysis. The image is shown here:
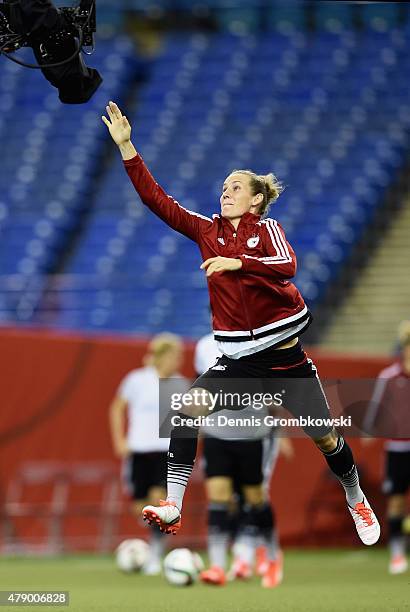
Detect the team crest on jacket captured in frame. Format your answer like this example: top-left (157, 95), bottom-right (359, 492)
top-left (247, 236), bottom-right (260, 248)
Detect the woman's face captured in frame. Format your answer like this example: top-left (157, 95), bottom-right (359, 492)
top-left (220, 173), bottom-right (261, 220)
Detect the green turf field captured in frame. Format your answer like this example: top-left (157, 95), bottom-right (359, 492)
top-left (0, 550), bottom-right (408, 612)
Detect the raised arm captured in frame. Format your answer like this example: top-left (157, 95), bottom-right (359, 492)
top-left (238, 219), bottom-right (296, 280)
top-left (102, 101), bottom-right (212, 242)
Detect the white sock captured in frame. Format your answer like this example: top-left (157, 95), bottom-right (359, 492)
top-left (208, 533), bottom-right (229, 570)
top-left (149, 526), bottom-right (165, 562)
top-left (341, 466), bottom-right (364, 507)
top-left (232, 535), bottom-right (256, 566)
top-left (345, 485), bottom-right (364, 507)
top-left (166, 488), bottom-right (184, 512)
top-left (390, 537), bottom-right (406, 558)
top-left (167, 462), bottom-right (194, 512)
top-left (265, 531), bottom-right (279, 561)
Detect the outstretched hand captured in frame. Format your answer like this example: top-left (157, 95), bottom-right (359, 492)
top-left (200, 256), bottom-right (242, 277)
top-left (101, 101), bottom-right (131, 145)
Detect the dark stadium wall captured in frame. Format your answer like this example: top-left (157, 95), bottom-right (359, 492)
top-left (0, 328), bottom-right (391, 549)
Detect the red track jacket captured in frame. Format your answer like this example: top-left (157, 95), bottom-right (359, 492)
top-left (124, 154), bottom-right (311, 345)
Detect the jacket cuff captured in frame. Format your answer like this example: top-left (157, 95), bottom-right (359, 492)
top-left (123, 154), bottom-right (142, 167)
top-left (237, 255), bottom-right (250, 272)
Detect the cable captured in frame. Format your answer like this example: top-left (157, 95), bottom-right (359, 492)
top-left (0, 0), bottom-right (94, 69)
top-left (0, 27), bottom-right (83, 68)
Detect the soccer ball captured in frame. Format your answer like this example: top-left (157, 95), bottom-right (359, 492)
top-left (163, 548), bottom-right (204, 586)
top-left (115, 538), bottom-right (149, 573)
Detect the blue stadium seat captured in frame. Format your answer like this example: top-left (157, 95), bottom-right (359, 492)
top-left (1, 27), bottom-right (410, 334)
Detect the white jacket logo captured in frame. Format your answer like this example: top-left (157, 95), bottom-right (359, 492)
top-left (218, 237), bottom-right (225, 245)
top-left (247, 236), bottom-right (260, 248)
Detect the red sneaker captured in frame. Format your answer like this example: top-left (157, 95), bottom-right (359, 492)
top-left (255, 545), bottom-right (269, 576)
top-left (261, 552), bottom-right (283, 588)
top-left (200, 566), bottom-right (227, 585)
top-left (389, 554), bottom-right (408, 575)
top-left (229, 558), bottom-right (252, 580)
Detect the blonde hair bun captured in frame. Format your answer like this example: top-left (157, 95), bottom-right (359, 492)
top-left (262, 173), bottom-right (284, 206)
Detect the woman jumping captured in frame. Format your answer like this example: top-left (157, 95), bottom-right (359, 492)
top-left (102, 101), bottom-right (380, 547)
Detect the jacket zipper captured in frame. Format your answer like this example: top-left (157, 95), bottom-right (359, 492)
top-left (236, 273), bottom-right (254, 340)
top-left (232, 229), bottom-right (254, 340)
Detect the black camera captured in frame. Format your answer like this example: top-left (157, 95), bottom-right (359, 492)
top-left (0, 0), bottom-right (102, 104)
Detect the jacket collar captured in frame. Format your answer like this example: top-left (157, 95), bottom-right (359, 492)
top-left (220, 212), bottom-right (261, 231)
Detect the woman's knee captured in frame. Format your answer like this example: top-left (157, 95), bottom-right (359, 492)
top-left (387, 494), bottom-right (406, 516)
top-left (313, 429), bottom-right (339, 452)
top-left (205, 477), bottom-right (233, 504)
top-left (177, 387), bottom-right (214, 418)
top-left (242, 484), bottom-right (265, 506)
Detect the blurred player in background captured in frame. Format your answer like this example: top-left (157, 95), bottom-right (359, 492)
top-left (102, 101), bottom-right (380, 549)
top-left (194, 331), bottom-right (290, 588)
top-left (364, 321), bottom-right (410, 575)
top-left (109, 333), bottom-right (184, 574)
